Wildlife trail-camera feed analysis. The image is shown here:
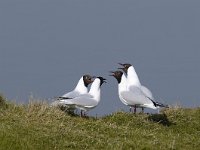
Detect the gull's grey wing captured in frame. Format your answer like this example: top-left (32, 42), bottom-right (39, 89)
top-left (65, 97), bottom-right (97, 107)
top-left (62, 90), bottom-right (80, 98)
top-left (120, 91), bottom-right (150, 106)
top-left (51, 91), bottom-right (83, 107)
top-left (141, 85), bottom-right (154, 100)
top-left (59, 94), bottom-right (96, 107)
top-left (122, 86), bottom-right (153, 105)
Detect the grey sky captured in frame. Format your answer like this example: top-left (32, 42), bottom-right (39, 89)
top-left (0, 1), bottom-right (200, 116)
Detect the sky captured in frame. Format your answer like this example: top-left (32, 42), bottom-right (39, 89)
top-left (0, 1), bottom-right (200, 116)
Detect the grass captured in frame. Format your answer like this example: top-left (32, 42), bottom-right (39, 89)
top-left (0, 95), bottom-right (200, 150)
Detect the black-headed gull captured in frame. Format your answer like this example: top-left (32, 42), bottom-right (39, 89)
top-left (59, 77), bottom-right (106, 116)
top-left (118, 63), bottom-right (168, 112)
top-left (118, 63), bottom-right (154, 112)
top-left (51, 74), bottom-right (94, 106)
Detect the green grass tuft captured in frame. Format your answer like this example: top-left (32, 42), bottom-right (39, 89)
top-left (0, 98), bottom-right (199, 150)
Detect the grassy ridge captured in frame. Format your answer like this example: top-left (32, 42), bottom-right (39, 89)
top-left (0, 95), bottom-right (200, 150)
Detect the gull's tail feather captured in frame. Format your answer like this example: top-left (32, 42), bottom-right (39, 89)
top-left (155, 102), bottom-right (169, 108)
top-left (147, 97), bottom-right (169, 108)
top-left (56, 97), bottom-right (73, 100)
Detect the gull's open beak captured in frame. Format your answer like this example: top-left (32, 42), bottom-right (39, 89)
top-left (118, 67), bottom-right (127, 75)
top-left (118, 67), bottom-right (124, 70)
top-left (102, 78), bottom-right (107, 83)
top-left (118, 67), bottom-right (126, 74)
top-left (118, 63), bottom-right (124, 66)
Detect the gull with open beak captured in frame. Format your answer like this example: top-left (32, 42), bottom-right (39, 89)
top-left (117, 63), bottom-right (168, 112)
top-left (59, 76), bottom-right (106, 116)
top-left (51, 74), bottom-right (94, 107)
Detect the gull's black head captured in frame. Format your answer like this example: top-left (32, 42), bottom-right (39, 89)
top-left (97, 76), bottom-right (107, 86)
top-left (118, 63), bottom-right (132, 74)
top-left (83, 74), bottom-right (94, 87)
top-left (109, 70), bottom-right (123, 84)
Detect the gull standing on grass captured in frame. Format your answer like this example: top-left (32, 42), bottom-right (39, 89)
top-left (51, 74), bottom-right (94, 106)
top-left (59, 77), bottom-right (106, 116)
top-left (118, 63), bottom-right (168, 112)
top-left (118, 63), bottom-right (154, 112)
top-left (110, 70), bottom-right (153, 112)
